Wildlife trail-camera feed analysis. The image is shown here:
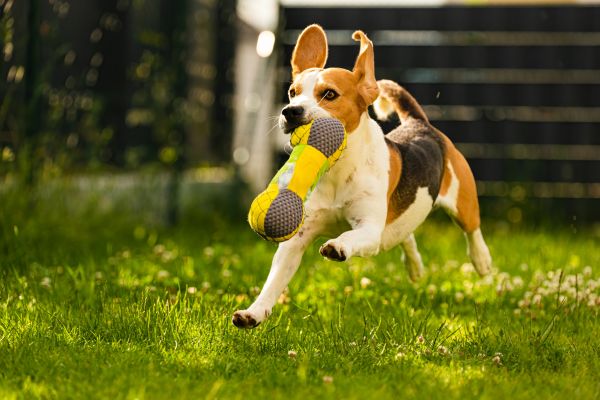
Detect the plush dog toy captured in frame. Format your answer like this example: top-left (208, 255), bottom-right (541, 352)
top-left (248, 118), bottom-right (346, 242)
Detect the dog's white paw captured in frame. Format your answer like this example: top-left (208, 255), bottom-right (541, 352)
top-left (319, 239), bottom-right (350, 261)
top-left (232, 309), bottom-right (269, 329)
top-left (470, 248), bottom-right (492, 277)
top-left (404, 255), bottom-right (424, 282)
top-left (466, 229), bottom-right (492, 277)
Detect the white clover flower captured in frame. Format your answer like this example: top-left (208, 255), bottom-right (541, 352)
top-left (203, 246), bottom-right (215, 257)
top-left (40, 277), bottom-right (52, 289)
top-left (547, 283), bottom-right (559, 294)
top-left (360, 277), bottom-right (372, 289)
top-left (520, 263), bottom-right (529, 272)
top-left (161, 251), bottom-right (175, 263)
top-left (288, 350), bottom-right (297, 359)
top-left (278, 291), bottom-right (291, 305)
top-left (512, 276), bottom-right (524, 288)
top-left (518, 299), bottom-right (529, 309)
top-left (322, 375), bottom-right (333, 384)
top-left (559, 295), bottom-right (567, 304)
top-left (533, 271), bottom-right (545, 283)
top-left (587, 295), bottom-right (597, 307)
top-left (460, 263), bottom-right (474, 275)
top-left (455, 291), bottom-right (465, 303)
top-left (156, 270), bottom-right (170, 281)
top-left (426, 284), bottom-right (437, 296)
top-left (462, 282), bottom-right (474, 296)
top-left (498, 272), bottom-right (510, 281)
top-left (495, 284), bottom-right (504, 296)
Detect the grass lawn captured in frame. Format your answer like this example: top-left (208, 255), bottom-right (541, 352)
top-left (1, 191), bottom-right (599, 399)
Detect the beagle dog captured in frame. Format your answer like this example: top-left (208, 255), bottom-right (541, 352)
top-left (232, 24), bottom-right (492, 328)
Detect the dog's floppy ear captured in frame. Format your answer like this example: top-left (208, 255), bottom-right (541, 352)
top-left (291, 24), bottom-right (328, 79)
top-left (352, 30), bottom-right (379, 106)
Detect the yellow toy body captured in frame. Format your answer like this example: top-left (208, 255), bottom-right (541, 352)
top-left (248, 118), bottom-right (347, 242)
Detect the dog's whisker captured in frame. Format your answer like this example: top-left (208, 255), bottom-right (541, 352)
top-left (264, 121), bottom-right (281, 136)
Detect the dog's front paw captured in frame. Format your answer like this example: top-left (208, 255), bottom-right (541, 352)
top-left (320, 240), bottom-right (349, 261)
top-left (232, 310), bottom-right (261, 329)
top-left (232, 308), bottom-right (271, 329)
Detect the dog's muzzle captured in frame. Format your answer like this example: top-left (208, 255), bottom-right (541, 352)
top-left (281, 105), bottom-right (307, 133)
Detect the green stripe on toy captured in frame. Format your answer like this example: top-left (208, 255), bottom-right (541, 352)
top-left (248, 118), bottom-right (347, 242)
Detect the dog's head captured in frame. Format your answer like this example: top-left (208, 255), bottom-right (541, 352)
top-left (279, 25), bottom-right (378, 134)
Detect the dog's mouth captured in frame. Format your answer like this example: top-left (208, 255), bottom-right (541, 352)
top-left (282, 125), bottom-right (299, 134)
top-left (280, 119), bottom-right (306, 134)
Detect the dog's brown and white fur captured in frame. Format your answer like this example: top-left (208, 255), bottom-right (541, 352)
top-left (232, 25), bottom-right (492, 328)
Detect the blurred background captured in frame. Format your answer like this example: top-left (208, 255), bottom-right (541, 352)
top-left (1, 0), bottom-right (599, 229)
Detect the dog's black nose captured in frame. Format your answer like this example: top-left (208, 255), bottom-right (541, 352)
top-left (281, 105), bottom-right (305, 121)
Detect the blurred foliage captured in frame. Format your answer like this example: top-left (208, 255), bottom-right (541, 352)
top-left (0, 0), bottom-right (231, 182)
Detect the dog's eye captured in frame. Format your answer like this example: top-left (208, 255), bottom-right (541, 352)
top-left (323, 90), bottom-right (338, 100)
top-left (289, 88), bottom-right (296, 98)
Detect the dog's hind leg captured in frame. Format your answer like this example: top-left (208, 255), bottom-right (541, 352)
top-left (381, 230), bottom-right (424, 282)
top-left (436, 139), bottom-right (492, 276)
top-left (400, 233), bottom-right (424, 282)
top-left (464, 228), bottom-right (492, 276)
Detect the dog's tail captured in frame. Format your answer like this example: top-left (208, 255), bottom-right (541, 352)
top-left (373, 79), bottom-right (428, 124)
